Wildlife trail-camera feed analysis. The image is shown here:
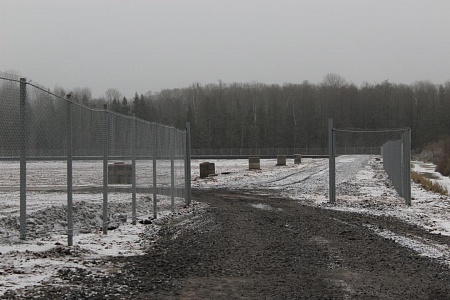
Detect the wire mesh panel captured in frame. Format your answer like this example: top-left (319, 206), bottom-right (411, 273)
top-left (26, 83), bottom-right (68, 158)
top-left (155, 126), bottom-right (171, 212)
top-left (0, 73), bottom-right (22, 240)
top-left (174, 129), bottom-right (186, 199)
top-left (0, 72), bottom-right (22, 157)
top-left (72, 104), bottom-right (105, 158)
top-left (109, 112), bottom-right (134, 158)
top-left (331, 127), bottom-right (411, 205)
top-left (0, 74), bottom-right (189, 244)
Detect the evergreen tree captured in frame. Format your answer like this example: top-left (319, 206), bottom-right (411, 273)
top-left (121, 97), bottom-right (130, 115)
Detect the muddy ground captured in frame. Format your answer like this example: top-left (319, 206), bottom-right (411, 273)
top-left (7, 189), bottom-right (450, 299)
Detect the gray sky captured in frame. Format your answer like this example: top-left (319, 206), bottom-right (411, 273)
top-left (2, 0), bottom-right (450, 98)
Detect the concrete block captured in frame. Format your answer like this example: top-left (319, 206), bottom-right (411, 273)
top-left (108, 162), bottom-right (132, 184)
top-left (277, 155), bottom-right (286, 166)
top-left (249, 157), bottom-right (260, 170)
top-left (200, 162), bottom-right (216, 178)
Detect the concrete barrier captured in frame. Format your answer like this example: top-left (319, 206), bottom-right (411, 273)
top-left (208, 162), bottom-right (216, 175)
top-left (294, 154), bottom-right (302, 164)
top-left (200, 162), bottom-right (216, 178)
top-left (108, 162), bottom-right (132, 184)
top-left (249, 157), bottom-right (260, 170)
top-left (276, 155), bottom-right (286, 166)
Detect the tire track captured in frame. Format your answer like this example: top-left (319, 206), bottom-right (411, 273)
top-left (253, 161), bottom-right (329, 187)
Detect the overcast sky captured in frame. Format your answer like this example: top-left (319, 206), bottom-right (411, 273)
top-left (1, 0), bottom-right (450, 98)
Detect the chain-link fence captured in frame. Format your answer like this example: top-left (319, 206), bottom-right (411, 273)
top-left (328, 119), bottom-right (411, 205)
top-left (0, 72), bottom-right (191, 245)
top-left (191, 147), bottom-right (399, 158)
top-left (191, 148), bottom-right (329, 157)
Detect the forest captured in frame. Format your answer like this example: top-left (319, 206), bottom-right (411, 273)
top-left (1, 74), bottom-right (450, 151)
top-left (99, 74), bottom-right (450, 151)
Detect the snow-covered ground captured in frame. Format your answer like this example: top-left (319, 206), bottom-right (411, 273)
top-left (0, 160), bottom-right (191, 295)
top-left (1, 156), bottom-right (450, 295)
top-left (192, 156), bottom-right (450, 237)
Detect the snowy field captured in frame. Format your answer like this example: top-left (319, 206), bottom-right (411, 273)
top-left (1, 156), bottom-right (450, 295)
top-left (0, 159), bottom-right (188, 295)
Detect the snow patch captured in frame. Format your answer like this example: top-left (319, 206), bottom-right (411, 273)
top-left (366, 224), bottom-right (450, 264)
top-left (250, 203), bottom-right (273, 211)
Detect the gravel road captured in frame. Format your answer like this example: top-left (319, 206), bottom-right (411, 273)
top-left (9, 189), bottom-right (450, 299)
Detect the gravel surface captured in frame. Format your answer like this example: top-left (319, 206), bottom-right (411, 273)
top-left (7, 189), bottom-right (450, 299)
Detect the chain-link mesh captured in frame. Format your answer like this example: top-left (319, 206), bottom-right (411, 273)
top-left (0, 72), bottom-right (21, 157)
top-left (27, 82), bottom-right (68, 158)
top-left (0, 74), bottom-right (189, 243)
top-left (331, 127), bottom-right (411, 204)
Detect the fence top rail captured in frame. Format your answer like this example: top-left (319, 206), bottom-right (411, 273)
top-left (334, 128), bottom-right (410, 133)
top-left (0, 74), bottom-right (21, 82)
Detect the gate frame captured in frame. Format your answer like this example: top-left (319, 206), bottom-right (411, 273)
top-left (328, 118), bottom-right (411, 206)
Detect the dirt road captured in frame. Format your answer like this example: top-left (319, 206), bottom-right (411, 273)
top-left (12, 189), bottom-right (450, 299)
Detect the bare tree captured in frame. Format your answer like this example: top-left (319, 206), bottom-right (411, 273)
top-left (53, 85), bottom-right (67, 98)
top-left (104, 88), bottom-right (122, 106)
top-left (73, 87), bottom-right (93, 106)
top-left (322, 73), bottom-right (347, 88)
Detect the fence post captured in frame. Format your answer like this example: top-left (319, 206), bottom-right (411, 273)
top-left (404, 128), bottom-right (412, 205)
top-left (131, 115), bottom-right (137, 225)
top-left (185, 122), bottom-right (192, 206)
top-left (170, 129), bottom-right (175, 213)
top-left (102, 104), bottom-right (109, 234)
top-left (19, 78), bottom-right (27, 240)
top-left (328, 118), bottom-right (336, 204)
top-left (153, 126), bottom-right (158, 219)
top-left (66, 95), bottom-right (74, 246)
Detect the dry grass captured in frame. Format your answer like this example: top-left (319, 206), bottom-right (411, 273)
top-left (411, 171), bottom-right (448, 196)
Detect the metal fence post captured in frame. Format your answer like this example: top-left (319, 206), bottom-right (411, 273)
top-left (328, 118), bottom-right (336, 204)
top-left (131, 115), bottom-right (137, 225)
top-left (404, 128), bottom-right (412, 205)
top-left (102, 104), bottom-right (109, 234)
top-left (153, 126), bottom-right (158, 219)
top-left (170, 129), bottom-right (175, 213)
top-left (185, 122), bottom-right (192, 206)
top-left (19, 78), bottom-right (27, 240)
top-left (66, 95), bottom-right (74, 246)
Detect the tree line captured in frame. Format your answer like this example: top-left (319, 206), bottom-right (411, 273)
top-left (97, 74), bottom-right (450, 150)
top-left (1, 73), bottom-right (450, 151)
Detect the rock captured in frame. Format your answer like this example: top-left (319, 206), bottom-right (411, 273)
top-left (27, 218), bottom-right (37, 225)
top-left (139, 219), bottom-right (152, 225)
top-left (108, 223), bottom-right (120, 230)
